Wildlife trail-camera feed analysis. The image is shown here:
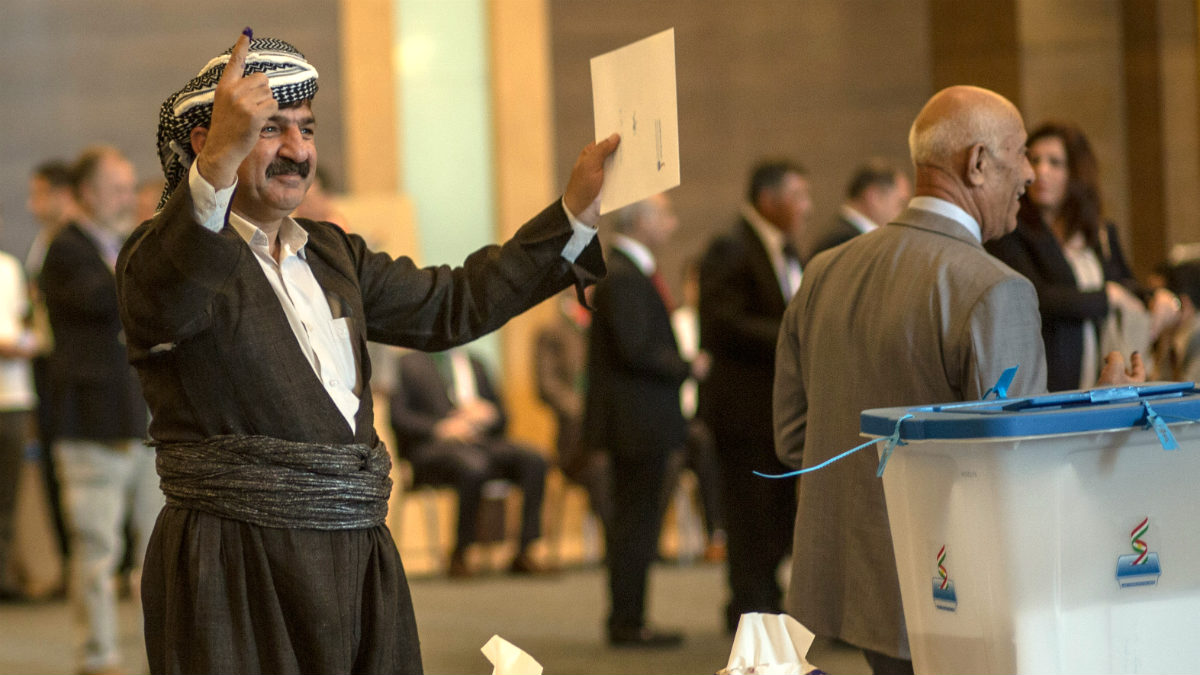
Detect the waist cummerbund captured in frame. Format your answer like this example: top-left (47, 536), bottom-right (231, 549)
top-left (154, 434), bottom-right (392, 530)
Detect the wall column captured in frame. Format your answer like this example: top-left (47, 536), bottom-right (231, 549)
top-left (490, 0), bottom-right (557, 448)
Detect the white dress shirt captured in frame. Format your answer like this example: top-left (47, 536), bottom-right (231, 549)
top-left (612, 233), bottom-right (657, 276)
top-left (0, 252), bottom-right (35, 411)
top-left (840, 204), bottom-right (878, 235)
top-left (907, 196), bottom-right (982, 243)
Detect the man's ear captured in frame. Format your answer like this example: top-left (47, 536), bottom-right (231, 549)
top-left (965, 143), bottom-right (988, 187)
top-left (190, 126), bottom-right (209, 156)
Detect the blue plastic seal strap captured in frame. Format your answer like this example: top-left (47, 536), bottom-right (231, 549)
top-left (874, 413), bottom-right (913, 477)
top-left (1142, 401), bottom-right (1180, 451)
top-left (981, 366), bottom-right (1018, 400)
top-left (753, 413), bottom-right (913, 480)
top-left (754, 367), bottom-right (1016, 480)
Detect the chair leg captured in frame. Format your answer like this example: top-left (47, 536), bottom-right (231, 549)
top-left (581, 508), bottom-right (602, 564)
top-left (543, 470), bottom-right (568, 568)
top-left (421, 488), bottom-right (446, 571)
top-left (673, 471), bottom-right (704, 563)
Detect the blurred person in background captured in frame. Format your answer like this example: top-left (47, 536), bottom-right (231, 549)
top-left (24, 160), bottom-right (79, 565)
top-left (134, 177), bottom-right (166, 225)
top-left (986, 121), bottom-right (1177, 391)
top-left (699, 160), bottom-right (808, 632)
top-left (586, 193), bottom-right (704, 647)
top-left (0, 204), bottom-right (38, 601)
top-left (805, 158), bottom-right (910, 260)
top-left (41, 145), bottom-right (162, 675)
top-left (390, 347), bottom-right (552, 578)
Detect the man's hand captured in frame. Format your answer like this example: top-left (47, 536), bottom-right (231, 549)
top-left (459, 399), bottom-right (499, 430)
top-left (194, 32), bottom-right (278, 189)
top-left (563, 133), bottom-right (620, 226)
top-left (1097, 351), bottom-right (1146, 386)
top-left (690, 350), bottom-right (712, 381)
top-left (433, 413), bottom-right (480, 444)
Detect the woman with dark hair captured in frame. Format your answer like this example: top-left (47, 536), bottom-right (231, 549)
top-left (986, 122), bottom-right (1146, 391)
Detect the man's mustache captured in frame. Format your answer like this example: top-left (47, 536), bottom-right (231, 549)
top-left (266, 158), bottom-right (311, 179)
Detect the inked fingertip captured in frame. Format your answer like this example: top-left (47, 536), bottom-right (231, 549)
top-left (242, 26), bottom-right (254, 39)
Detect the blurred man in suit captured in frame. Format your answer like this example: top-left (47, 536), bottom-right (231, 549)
top-left (774, 85), bottom-right (1142, 674)
top-left (390, 347), bottom-right (550, 578)
top-left (585, 193), bottom-right (706, 647)
top-left (699, 160), bottom-right (809, 632)
top-left (42, 145), bottom-right (162, 675)
top-left (805, 158), bottom-right (910, 260)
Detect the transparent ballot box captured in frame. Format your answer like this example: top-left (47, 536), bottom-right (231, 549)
top-left (861, 382), bottom-right (1200, 674)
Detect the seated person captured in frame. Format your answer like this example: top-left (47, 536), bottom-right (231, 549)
top-left (534, 289), bottom-right (612, 530)
top-left (391, 347), bottom-right (549, 577)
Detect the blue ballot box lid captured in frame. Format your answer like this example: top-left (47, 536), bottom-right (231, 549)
top-left (860, 382), bottom-right (1200, 440)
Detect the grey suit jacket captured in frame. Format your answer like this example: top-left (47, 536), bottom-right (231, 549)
top-left (773, 206), bottom-right (1046, 659)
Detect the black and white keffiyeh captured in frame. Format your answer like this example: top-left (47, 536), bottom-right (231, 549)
top-left (155, 37), bottom-right (319, 209)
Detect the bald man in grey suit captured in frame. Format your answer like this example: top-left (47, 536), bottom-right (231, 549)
top-left (773, 86), bottom-right (1144, 674)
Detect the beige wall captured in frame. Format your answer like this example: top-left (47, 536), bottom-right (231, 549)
top-left (1159, 0), bottom-right (1200, 253)
top-left (1019, 0), bottom-right (1131, 247)
top-left (0, 2), bottom-right (344, 256)
top-left (491, 0), bottom-right (559, 449)
top-left (548, 0), bottom-right (932, 297)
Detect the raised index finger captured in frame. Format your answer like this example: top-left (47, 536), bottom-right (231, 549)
top-left (220, 31), bottom-right (252, 85)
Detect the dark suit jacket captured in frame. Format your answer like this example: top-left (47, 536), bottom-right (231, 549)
top-left (583, 248), bottom-right (689, 459)
top-left (41, 223), bottom-right (146, 439)
top-left (804, 213), bottom-right (861, 262)
top-left (986, 214), bottom-right (1134, 391)
top-left (390, 350), bottom-right (508, 457)
top-left (117, 181), bottom-right (605, 448)
top-left (697, 218), bottom-right (789, 471)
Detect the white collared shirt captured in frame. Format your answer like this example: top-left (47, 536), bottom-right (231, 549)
top-left (0, 252), bottom-right (35, 411)
top-left (839, 204), bottom-right (878, 235)
top-left (190, 164), bottom-right (361, 431)
top-left (612, 232), bottom-right (657, 276)
top-left (447, 348), bottom-right (479, 406)
top-left (907, 196), bottom-right (982, 243)
top-left (187, 162), bottom-right (598, 433)
top-left (741, 204), bottom-right (803, 299)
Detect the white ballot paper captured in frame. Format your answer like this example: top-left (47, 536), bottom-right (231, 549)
top-left (590, 27), bottom-right (680, 214)
top-left (481, 634), bottom-right (543, 675)
top-left (719, 613), bottom-right (822, 675)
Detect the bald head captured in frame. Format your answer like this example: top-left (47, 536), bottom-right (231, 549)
top-left (907, 86), bottom-right (1033, 241)
top-left (909, 86), bottom-right (1023, 168)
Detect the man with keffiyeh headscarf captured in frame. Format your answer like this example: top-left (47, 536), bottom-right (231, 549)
top-left (117, 30), bottom-right (618, 674)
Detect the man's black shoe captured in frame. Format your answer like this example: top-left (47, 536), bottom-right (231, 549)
top-left (607, 626), bottom-right (684, 648)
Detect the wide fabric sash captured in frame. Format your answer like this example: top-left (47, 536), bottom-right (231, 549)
top-left (155, 434), bottom-right (391, 529)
